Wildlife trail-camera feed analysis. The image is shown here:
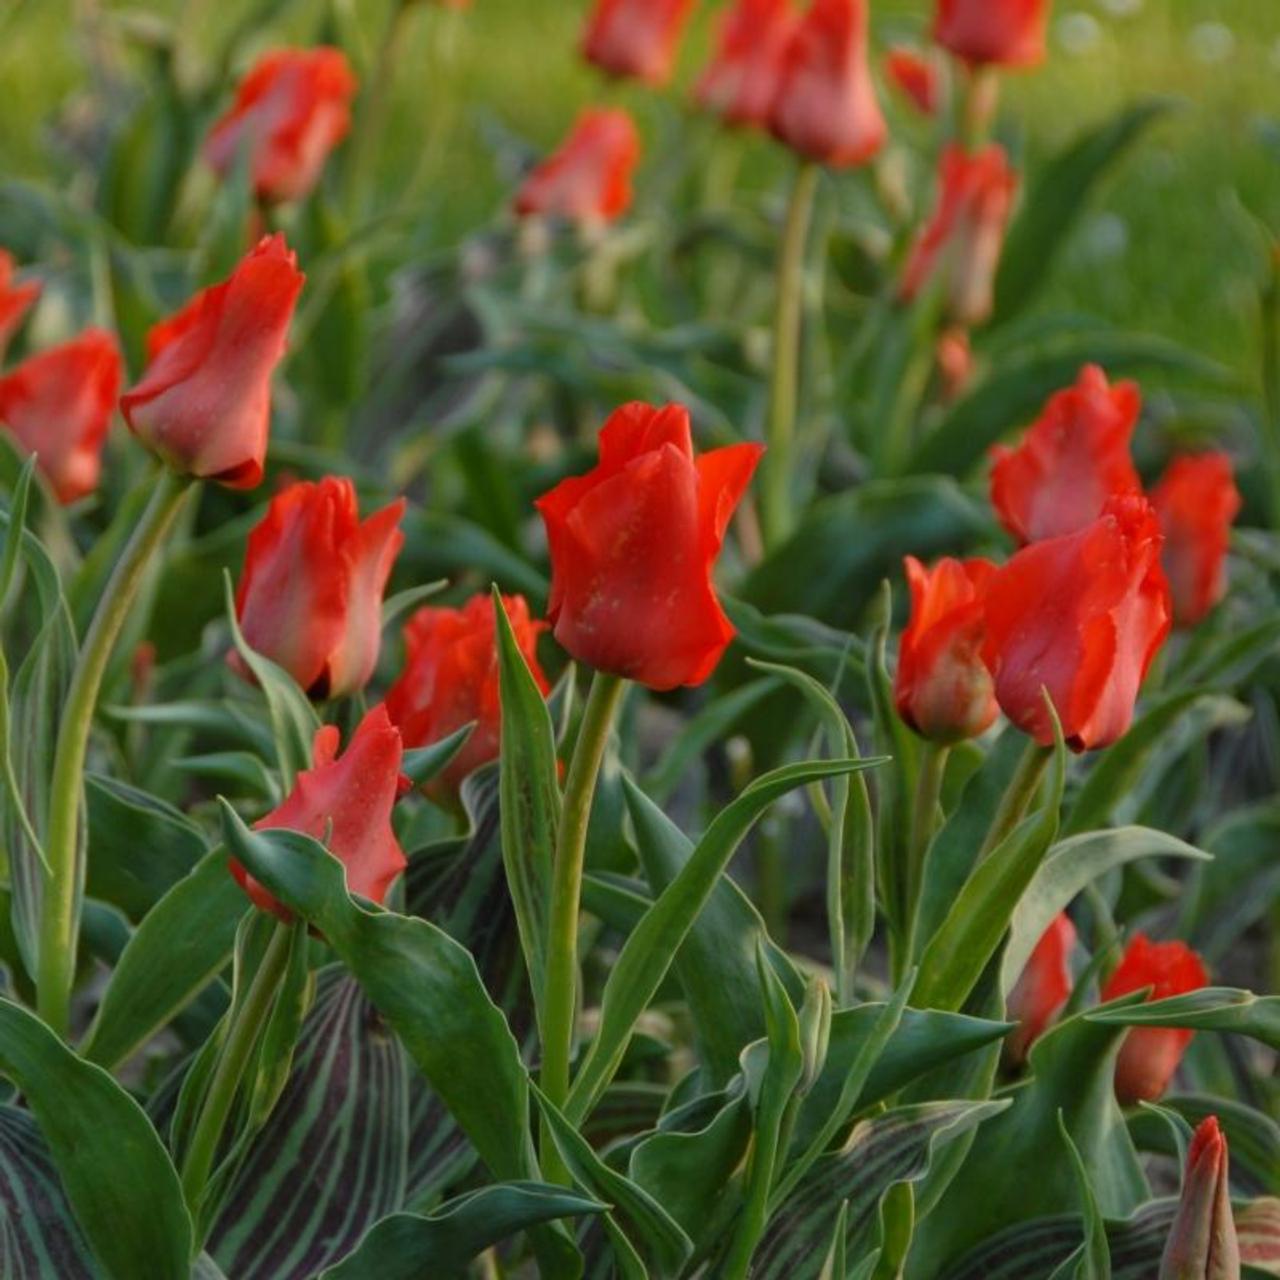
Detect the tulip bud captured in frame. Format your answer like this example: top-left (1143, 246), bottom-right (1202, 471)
top-left (0, 250), bottom-right (40, 361)
top-left (1159, 1116), bottom-right (1241, 1280)
top-left (797, 976), bottom-right (833, 1094)
top-left (1005, 912), bottom-right (1076, 1066)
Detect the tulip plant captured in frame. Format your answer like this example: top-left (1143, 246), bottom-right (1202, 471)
top-left (0, 0), bottom-right (1276, 1278)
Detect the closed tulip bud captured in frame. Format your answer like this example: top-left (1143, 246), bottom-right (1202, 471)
top-left (1005, 913), bottom-right (1076, 1065)
top-left (885, 45), bottom-right (943, 116)
top-left (797, 976), bottom-right (833, 1094)
top-left (695, 0), bottom-right (797, 130)
top-left (581, 0), bottom-right (695, 86)
top-left (1159, 1117), bottom-right (1241, 1280)
top-left (934, 0), bottom-right (1052, 70)
top-left (990, 364), bottom-right (1143, 545)
top-left (0, 250), bottom-right (40, 360)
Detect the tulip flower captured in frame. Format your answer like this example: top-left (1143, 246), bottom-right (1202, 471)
top-left (695, 0), bottom-right (796, 130)
top-left (900, 144), bottom-right (1017, 328)
top-left (933, 0), bottom-right (1051, 69)
top-left (233, 476), bottom-right (405, 699)
top-left (385, 593), bottom-right (549, 799)
top-left (1151, 453), bottom-right (1241, 628)
top-left (0, 329), bottom-right (122, 504)
top-left (232, 705), bottom-right (407, 918)
top-left (989, 364), bottom-right (1143, 545)
top-left (514, 109), bottom-right (641, 227)
top-left (535, 401), bottom-right (763, 690)
top-left (894, 555), bottom-right (999, 743)
top-left (885, 45), bottom-right (943, 116)
top-left (204, 47), bottom-right (357, 204)
top-left (1005, 913), bottom-right (1076, 1065)
top-left (121, 235), bottom-right (304, 490)
top-left (0, 250), bottom-right (40, 361)
top-left (1100, 933), bottom-right (1209, 1105)
top-left (981, 494), bottom-right (1171, 751)
top-left (769, 0), bottom-right (887, 169)
top-left (936, 327), bottom-right (974, 402)
top-left (581, 0), bottom-right (695, 86)
top-left (1159, 1116), bottom-right (1241, 1280)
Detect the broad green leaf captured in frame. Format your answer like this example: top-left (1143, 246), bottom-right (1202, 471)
top-left (0, 998), bottom-right (191, 1279)
top-left (400, 721), bottom-right (475, 789)
top-left (1085, 987), bottom-right (1280, 1051)
top-left (1052, 1115), bottom-right (1111, 1280)
top-left (1236, 1197), bottom-right (1280, 1276)
top-left (721, 596), bottom-right (867, 692)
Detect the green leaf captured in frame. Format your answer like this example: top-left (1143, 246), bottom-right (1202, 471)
top-left (720, 596), bottom-right (866, 692)
top-left (1186, 803), bottom-right (1280, 961)
top-left (1052, 1115), bottom-right (1111, 1280)
top-left (401, 721), bottom-right (476, 789)
top-left (381, 579), bottom-right (448, 628)
top-left (0, 998), bottom-right (191, 1279)
top-left (1085, 987), bottom-right (1280, 1051)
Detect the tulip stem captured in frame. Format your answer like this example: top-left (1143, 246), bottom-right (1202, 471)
top-left (36, 467), bottom-right (192, 1039)
top-left (900, 740), bottom-right (949, 974)
top-left (180, 919), bottom-right (293, 1219)
top-left (761, 161), bottom-right (820, 552)
top-left (540, 669), bottom-right (625, 1178)
top-left (979, 740), bottom-right (1052, 860)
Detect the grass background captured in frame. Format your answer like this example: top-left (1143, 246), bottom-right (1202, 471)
top-left (2, 0), bottom-right (1279, 379)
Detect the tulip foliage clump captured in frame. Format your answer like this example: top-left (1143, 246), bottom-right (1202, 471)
top-left (0, 0), bottom-right (1277, 1277)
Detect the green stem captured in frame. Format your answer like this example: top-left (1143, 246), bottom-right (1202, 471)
top-left (978, 740), bottom-right (1052, 861)
top-left (540, 670), bottom-right (625, 1176)
top-left (760, 161), bottom-right (820, 551)
top-left (961, 65), bottom-right (999, 150)
top-left (36, 468), bottom-right (191, 1038)
top-left (900, 741), bottom-right (949, 975)
top-left (180, 920), bottom-right (293, 1216)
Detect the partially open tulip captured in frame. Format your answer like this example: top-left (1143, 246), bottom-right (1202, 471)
top-left (894, 555), bottom-right (998, 743)
top-left (885, 45), bottom-right (943, 116)
top-left (1152, 453), bottom-right (1241, 628)
top-left (204, 47), bottom-right (357, 204)
top-left (385, 593), bottom-right (549, 800)
top-left (581, 0), bottom-right (695, 86)
top-left (989, 364), bottom-right (1143, 545)
top-left (233, 476), bottom-right (405, 699)
top-left (0, 329), bottom-right (122, 504)
top-left (535, 402), bottom-right (763, 690)
top-left (121, 235), bottom-right (304, 490)
top-left (1005, 913), bottom-right (1076, 1065)
top-left (695, 0), bottom-right (797, 130)
top-left (233, 705), bottom-right (407, 918)
top-left (514, 109), bottom-right (641, 227)
top-left (1159, 1117), bottom-right (1241, 1280)
top-left (900, 144), bottom-right (1017, 328)
top-left (769, 0), bottom-right (887, 169)
top-left (933, 0), bottom-right (1051, 69)
top-left (1100, 933), bottom-right (1209, 1105)
top-left (0, 251), bottom-right (40, 360)
top-left (982, 494), bottom-right (1171, 751)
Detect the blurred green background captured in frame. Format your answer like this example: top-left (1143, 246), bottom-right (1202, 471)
top-left (2, 0), bottom-right (1278, 378)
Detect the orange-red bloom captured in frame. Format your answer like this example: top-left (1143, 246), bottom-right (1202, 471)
top-left (982, 495), bottom-right (1171, 752)
top-left (934, 0), bottom-right (1051, 69)
top-left (1159, 1116), bottom-right (1240, 1280)
top-left (0, 329), bottom-right (121, 504)
top-left (0, 251), bottom-right (40, 361)
top-left (769, 0), bottom-right (887, 168)
top-left (1151, 452), bottom-right (1241, 628)
top-left (204, 47), bottom-right (357, 204)
top-left (1005, 912), bottom-right (1075, 1065)
top-left (695, 0), bottom-right (797, 130)
top-left (386, 593), bottom-right (549, 800)
top-left (233, 476), bottom-right (405, 699)
top-left (900, 143), bottom-right (1016, 327)
top-left (536, 402), bottom-right (762, 691)
top-left (581, 0), bottom-right (695, 85)
top-left (233, 705), bottom-right (407, 918)
top-left (514, 109), bottom-right (641, 226)
top-left (885, 45), bottom-right (942, 116)
top-left (895, 555), bottom-right (998, 743)
top-left (989, 364), bottom-right (1143, 545)
top-left (1101, 933), bottom-right (1208, 1105)
top-left (121, 235), bottom-right (303, 490)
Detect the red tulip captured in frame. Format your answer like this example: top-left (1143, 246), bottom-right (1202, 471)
top-left (0, 251), bottom-right (40, 361)
top-left (885, 45), bottom-right (942, 116)
top-left (0, 329), bottom-right (122, 504)
top-left (1005, 912), bottom-right (1076, 1065)
top-left (933, 0), bottom-right (1051, 69)
top-left (769, 0), bottom-right (887, 169)
top-left (233, 705), bottom-right (407, 919)
top-left (936, 326), bottom-right (974, 402)
top-left (581, 0), bottom-right (695, 86)
top-left (233, 476), bottom-right (405, 699)
top-left (204, 47), bottom-right (357, 204)
top-left (900, 143), bottom-right (1017, 327)
top-left (894, 555), bottom-right (998, 743)
top-left (1159, 1117), bottom-right (1241, 1280)
top-left (514, 109), bottom-right (641, 226)
top-left (989, 364), bottom-right (1143, 545)
top-left (385, 593), bottom-right (550, 799)
top-left (1151, 453), bottom-right (1241, 628)
top-left (535, 402), bottom-right (763, 690)
top-left (981, 494), bottom-right (1171, 752)
top-left (1101, 933), bottom-right (1209, 1105)
top-left (695, 0), bottom-right (796, 130)
top-left (121, 235), bottom-right (304, 490)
